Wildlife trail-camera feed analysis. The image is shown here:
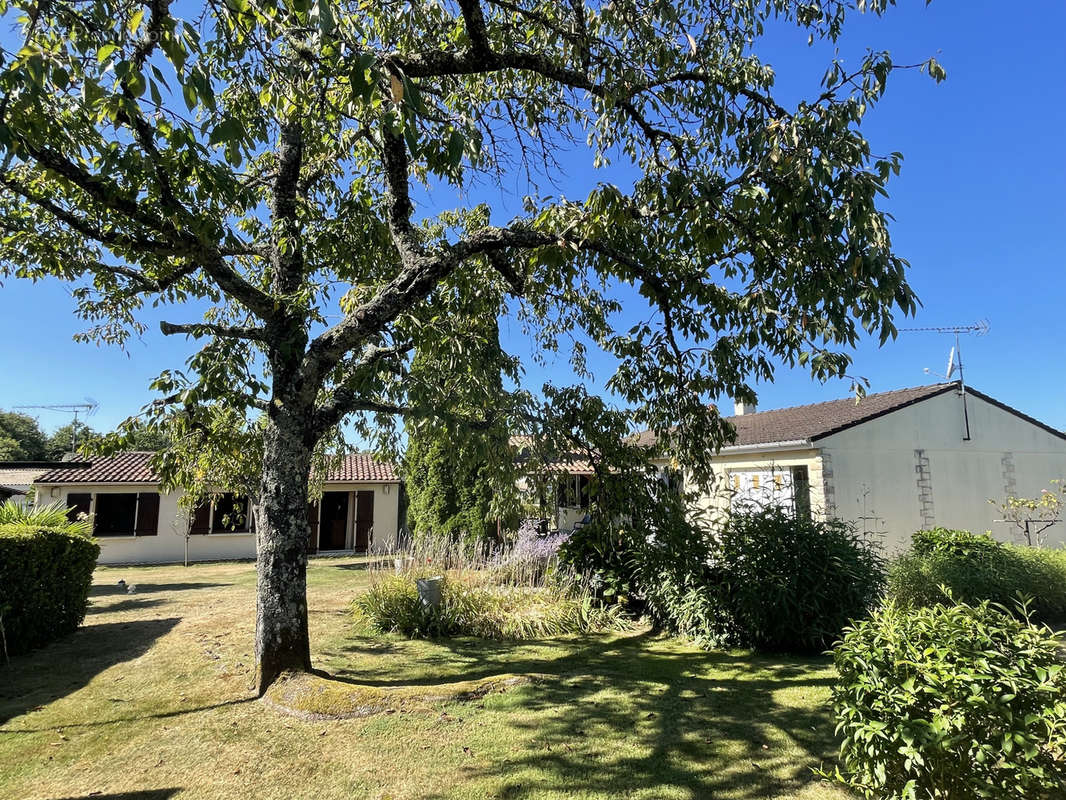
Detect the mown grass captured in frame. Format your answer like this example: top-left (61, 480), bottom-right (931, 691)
top-left (0, 557), bottom-right (850, 800)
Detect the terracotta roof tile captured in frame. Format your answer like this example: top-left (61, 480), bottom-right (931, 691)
top-left (35, 452), bottom-right (399, 485)
top-left (324, 453), bottom-right (399, 482)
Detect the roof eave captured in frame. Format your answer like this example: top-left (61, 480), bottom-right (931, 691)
top-left (716, 438), bottom-right (815, 456)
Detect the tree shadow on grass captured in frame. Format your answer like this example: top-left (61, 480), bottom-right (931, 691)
top-left (90, 582), bottom-right (230, 597)
top-left (0, 617), bottom-right (180, 725)
top-left (339, 630), bottom-right (840, 800)
top-left (86, 598), bottom-right (168, 615)
top-left (323, 561), bottom-right (369, 571)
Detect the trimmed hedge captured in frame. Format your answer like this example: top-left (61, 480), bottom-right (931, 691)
top-left (888, 528), bottom-right (1066, 625)
top-left (0, 525), bottom-right (99, 656)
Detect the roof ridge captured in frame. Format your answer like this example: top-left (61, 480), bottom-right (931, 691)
top-left (721, 382), bottom-right (956, 421)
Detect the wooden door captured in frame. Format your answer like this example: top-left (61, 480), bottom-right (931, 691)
top-left (319, 491), bottom-right (349, 550)
top-left (355, 490), bottom-right (374, 552)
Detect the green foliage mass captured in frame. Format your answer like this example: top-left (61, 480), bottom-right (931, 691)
top-left (404, 434), bottom-right (497, 544)
top-left (829, 600), bottom-right (1066, 799)
top-left (44, 422), bottom-right (100, 460)
top-left (0, 411), bottom-right (48, 461)
top-left (653, 507), bottom-right (884, 653)
top-left (0, 499), bottom-right (94, 537)
top-left (403, 316), bottom-right (514, 545)
top-left (0, 523), bottom-right (99, 655)
top-left (887, 528), bottom-right (1066, 625)
top-left (0, 0), bottom-right (939, 484)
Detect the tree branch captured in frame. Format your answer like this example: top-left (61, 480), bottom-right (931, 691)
top-left (159, 320), bottom-right (269, 342)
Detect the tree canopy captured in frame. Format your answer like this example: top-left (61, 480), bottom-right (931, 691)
top-left (0, 410), bottom-right (47, 460)
top-left (0, 0), bottom-right (940, 689)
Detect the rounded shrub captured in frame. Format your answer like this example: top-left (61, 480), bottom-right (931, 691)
top-left (678, 506), bottom-right (884, 652)
top-left (829, 599), bottom-right (1066, 799)
top-left (0, 525), bottom-right (100, 656)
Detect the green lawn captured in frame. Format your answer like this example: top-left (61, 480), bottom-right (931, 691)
top-left (0, 558), bottom-right (851, 800)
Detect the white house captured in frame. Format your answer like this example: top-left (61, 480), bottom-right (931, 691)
top-left (641, 382), bottom-right (1066, 552)
top-left (33, 451), bottom-right (404, 565)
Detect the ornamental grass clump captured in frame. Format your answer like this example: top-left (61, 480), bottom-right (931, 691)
top-left (354, 528), bottom-right (627, 639)
top-left (827, 598), bottom-right (1066, 799)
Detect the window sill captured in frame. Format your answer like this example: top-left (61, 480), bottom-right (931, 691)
top-left (192, 532), bottom-right (255, 537)
top-left (97, 535), bottom-right (153, 540)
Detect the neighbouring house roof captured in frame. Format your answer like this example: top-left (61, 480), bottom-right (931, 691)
top-left (34, 451), bottom-right (400, 485)
top-left (0, 462), bottom-right (75, 491)
top-left (509, 436), bottom-right (597, 476)
top-left (636, 382), bottom-right (1066, 450)
top-left (325, 453), bottom-right (399, 483)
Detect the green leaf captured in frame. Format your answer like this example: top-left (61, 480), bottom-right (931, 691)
top-left (96, 44), bottom-right (119, 64)
top-left (182, 82), bottom-right (197, 111)
top-left (446, 130), bottom-right (464, 168)
top-left (128, 8), bottom-right (145, 34)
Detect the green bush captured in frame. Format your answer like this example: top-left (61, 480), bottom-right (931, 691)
top-left (353, 572), bottom-right (628, 639)
top-left (888, 529), bottom-right (1066, 625)
top-left (911, 527), bottom-right (1003, 559)
top-left (0, 524), bottom-right (99, 656)
top-left (653, 507), bottom-right (884, 653)
top-left (829, 599), bottom-right (1066, 799)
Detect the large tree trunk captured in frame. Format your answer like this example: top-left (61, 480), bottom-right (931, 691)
top-left (254, 410), bottom-right (314, 695)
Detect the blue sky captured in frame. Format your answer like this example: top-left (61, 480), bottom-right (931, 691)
top-left (1, 0), bottom-right (1064, 436)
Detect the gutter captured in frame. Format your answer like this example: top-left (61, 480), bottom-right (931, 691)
top-left (715, 439), bottom-right (814, 457)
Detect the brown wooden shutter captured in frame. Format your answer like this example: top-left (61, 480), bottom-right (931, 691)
top-left (135, 492), bottom-right (160, 536)
top-left (355, 490), bottom-right (374, 551)
top-left (190, 501), bottom-right (211, 535)
top-left (67, 493), bottom-right (92, 522)
top-left (307, 501), bottom-right (320, 554)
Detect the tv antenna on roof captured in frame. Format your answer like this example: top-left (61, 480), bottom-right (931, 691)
top-left (13, 398), bottom-right (99, 453)
top-left (898, 320), bottom-right (989, 441)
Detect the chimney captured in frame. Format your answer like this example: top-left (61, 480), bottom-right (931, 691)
top-left (733, 399), bottom-right (756, 416)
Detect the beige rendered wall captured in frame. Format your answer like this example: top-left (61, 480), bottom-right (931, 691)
top-left (817, 389), bottom-right (1066, 553)
top-left (36, 481), bottom-right (402, 564)
top-left (670, 448), bottom-right (826, 526)
top-left (320, 482), bottom-right (402, 553)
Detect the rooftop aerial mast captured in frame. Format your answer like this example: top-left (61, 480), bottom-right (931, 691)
top-left (899, 320), bottom-right (990, 441)
top-left (13, 399), bottom-right (99, 453)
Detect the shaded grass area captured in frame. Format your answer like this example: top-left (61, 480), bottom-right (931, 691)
top-left (0, 558), bottom-right (849, 800)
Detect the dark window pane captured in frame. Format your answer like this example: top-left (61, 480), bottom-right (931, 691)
top-left (212, 494), bottom-right (251, 533)
top-left (791, 465), bottom-right (811, 521)
top-left (135, 493), bottom-right (160, 536)
top-left (94, 493), bottom-right (138, 536)
top-left (578, 475), bottom-right (591, 509)
top-left (189, 501), bottom-right (211, 535)
top-left (67, 493), bottom-right (91, 523)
